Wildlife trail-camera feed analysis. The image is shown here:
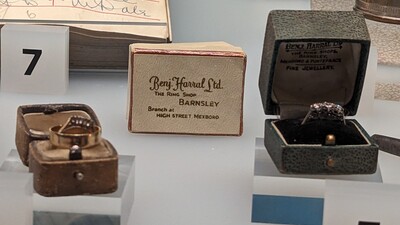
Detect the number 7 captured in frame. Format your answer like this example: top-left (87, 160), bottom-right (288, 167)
top-left (23, 49), bottom-right (42, 75)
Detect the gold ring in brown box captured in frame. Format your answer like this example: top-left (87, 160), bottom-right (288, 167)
top-left (15, 103), bottom-right (118, 196)
top-left (16, 103), bottom-right (101, 166)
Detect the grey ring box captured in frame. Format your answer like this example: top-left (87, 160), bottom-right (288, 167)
top-left (259, 10), bottom-right (378, 174)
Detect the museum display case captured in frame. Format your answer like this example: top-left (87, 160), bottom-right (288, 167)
top-left (0, 0), bottom-right (400, 225)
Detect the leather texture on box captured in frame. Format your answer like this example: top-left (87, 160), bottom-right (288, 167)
top-left (29, 139), bottom-right (118, 197)
top-left (16, 104), bottom-right (101, 166)
top-left (265, 119), bottom-right (378, 174)
top-left (259, 10), bottom-right (377, 174)
top-left (259, 10), bottom-right (371, 118)
top-left (15, 103), bottom-right (118, 196)
top-left (128, 42), bottom-right (246, 136)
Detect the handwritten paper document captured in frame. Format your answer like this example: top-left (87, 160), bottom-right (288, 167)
top-left (0, 0), bottom-right (170, 39)
top-left (0, 0), bottom-right (170, 69)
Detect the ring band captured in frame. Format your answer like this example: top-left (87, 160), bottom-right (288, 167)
top-left (301, 102), bottom-right (346, 125)
top-left (49, 117), bottom-right (101, 149)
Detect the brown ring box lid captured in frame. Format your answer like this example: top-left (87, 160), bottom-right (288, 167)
top-left (15, 103), bottom-right (101, 166)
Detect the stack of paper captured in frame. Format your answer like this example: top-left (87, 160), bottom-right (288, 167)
top-left (0, 0), bottom-right (171, 69)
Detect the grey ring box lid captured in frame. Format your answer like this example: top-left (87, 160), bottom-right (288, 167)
top-left (259, 10), bottom-right (378, 174)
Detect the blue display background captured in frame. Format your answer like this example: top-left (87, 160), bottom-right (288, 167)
top-left (252, 195), bottom-right (324, 225)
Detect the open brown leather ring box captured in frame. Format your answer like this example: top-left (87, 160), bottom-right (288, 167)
top-left (15, 103), bottom-right (118, 196)
top-left (258, 10), bottom-right (378, 174)
top-left (16, 103), bottom-right (101, 166)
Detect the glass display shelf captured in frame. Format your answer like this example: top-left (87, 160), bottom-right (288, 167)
top-left (0, 150), bottom-right (135, 225)
top-left (0, 171), bottom-right (32, 225)
top-left (252, 135), bottom-right (400, 224)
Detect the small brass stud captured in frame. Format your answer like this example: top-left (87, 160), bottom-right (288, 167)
top-left (325, 134), bottom-right (336, 146)
top-left (326, 157), bottom-right (335, 168)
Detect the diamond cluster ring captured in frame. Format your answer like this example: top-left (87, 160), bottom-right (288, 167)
top-left (301, 102), bottom-right (346, 125)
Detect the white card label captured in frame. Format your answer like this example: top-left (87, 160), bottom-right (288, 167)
top-left (1, 24), bottom-right (69, 94)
